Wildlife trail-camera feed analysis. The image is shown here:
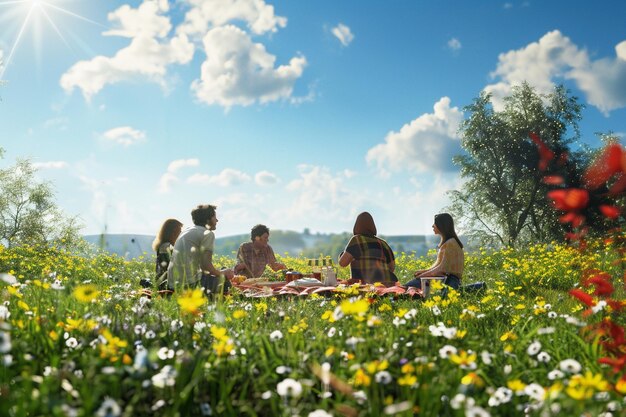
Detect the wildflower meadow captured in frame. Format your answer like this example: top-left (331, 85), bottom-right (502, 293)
top-left (1, 238), bottom-right (625, 417)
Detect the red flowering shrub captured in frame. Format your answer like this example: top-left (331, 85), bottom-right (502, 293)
top-left (531, 132), bottom-right (626, 394)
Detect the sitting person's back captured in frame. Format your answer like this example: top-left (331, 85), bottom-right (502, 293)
top-left (338, 212), bottom-right (397, 284)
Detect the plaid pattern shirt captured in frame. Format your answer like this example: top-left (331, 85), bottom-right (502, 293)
top-left (344, 235), bottom-right (396, 284)
top-left (236, 242), bottom-right (277, 278)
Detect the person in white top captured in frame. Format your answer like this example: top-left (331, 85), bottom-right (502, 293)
top-left (167, 204), bottom-right (234, 293)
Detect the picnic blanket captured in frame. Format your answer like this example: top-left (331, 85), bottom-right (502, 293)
top-left (231, 280), bottom-right (424, 299)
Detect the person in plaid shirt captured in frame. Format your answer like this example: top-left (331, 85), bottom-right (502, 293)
top-left (234, 224), bottom-right (286, 278)
top-left (338, 212), bottom-right (397, 284)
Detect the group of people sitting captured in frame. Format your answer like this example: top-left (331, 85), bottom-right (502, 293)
top-left (151, 204), bottom-right (464, 295)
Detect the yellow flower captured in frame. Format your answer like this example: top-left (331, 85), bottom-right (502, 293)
top-left (353, 368), bottom-right (371, 386)
top-left (398, 374), bottom-right (417, 386)
top-left (232, 309), bottom-right (246, 319)
top-left (401, 363), bottom-right (415, 374)
top-left (500, 331), bottom-right (517, 342)
top-left (210, 326), bottom-right (229, 342)
top-left (378, 304), bottom-right (392, 312)
top-left (461, 372), bottom-right (484, 387)
top-left (340, 298), bottom-right (369, 315)
top-left (325, 347), bottom-right (335, 357)
top-left (450, 351), bottom-right (477, 368)
top-left (507, 379), bottom-right (526, 392)
top-left (212, 339), bottom-right (234, 357)
top-left (321, 310), bottom-right (336, 322)
top-left (255, 301), bottom-right (268, 313)
top-left (566, 371), bottom-right (610, 400)
top-left (177, 288), bottom-right (206, 315)
top-left (73, 284), bottom-right (100, 303)
top-left (17, 300), bottom-right (30, 311)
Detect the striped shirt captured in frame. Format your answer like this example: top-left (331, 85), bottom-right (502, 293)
top-left (344, 235), bottom-right (396, 284)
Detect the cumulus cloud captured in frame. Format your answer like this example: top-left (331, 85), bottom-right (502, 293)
top-left (366, 97), bottom-right (464, 175)
top-left (447, 37), bottom-right (461, 51)
top-left (568, 40), bottom-right (626, 114)
top-left (255, 170), bottom-right (279, 185)
top-left (284, 165), bottom-right (365, 223)
top-left (191, 25), bottom-right (306, 108)
top-left (177, 0), bottom-right (287, 38)
top-left (33, 161), bottom-right (69, 170)
top-left (158, 158), bottom-right (199, 193)
top-left (485, 30), bottom-right (626, 114)
top-left (332, 23), bottom-right (354, 47)
top-left (60, 0), bottom-right (194, 100)
top-left (186, 168), bottom-right (251, 187)
top-left (101, 126), bottom-right (146, 147)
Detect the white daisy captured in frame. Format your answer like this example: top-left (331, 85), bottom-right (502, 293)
top-left (276, 378), bottom-right (302, 398)
top-left (526, 341), bottom-right (541, 356)
top-left (559, 359), bottom-right (582, 374)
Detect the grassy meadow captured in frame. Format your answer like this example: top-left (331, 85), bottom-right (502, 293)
top-left (0, 241), bottom-right (625, 416)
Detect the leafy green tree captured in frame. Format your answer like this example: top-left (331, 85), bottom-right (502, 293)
top-left (449, 83), bottom-right (587, 247)
top-left (0, 150), bottom-right (83, 249)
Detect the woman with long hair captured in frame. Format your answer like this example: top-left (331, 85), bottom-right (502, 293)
top-left (406, 213), bottom-right (464, 290)
top-left (152, 218), bottom-right (183, 288)
top-left (338, 212), bottom-right (397, 284)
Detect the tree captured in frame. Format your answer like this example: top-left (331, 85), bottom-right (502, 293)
top-left (0, 150), bottom-right (83, 249)
top-left (448, 83), bottom-right (587, 247)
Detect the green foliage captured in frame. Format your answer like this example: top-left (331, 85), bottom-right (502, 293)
top-left (0, 153), bottom-right (84, 250)
top-left (450, 83), bottom-right (588, 247)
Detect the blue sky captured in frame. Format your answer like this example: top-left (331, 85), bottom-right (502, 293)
top-left (1, 0), bottom-right (625, 238)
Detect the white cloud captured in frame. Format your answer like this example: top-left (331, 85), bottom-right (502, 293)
top-left (366, 97), bottom-right (464, 175)
top-left (177, 0), bottom-right (287, 38)
top-left (43, 117), bottom-right (69, 130)
top-left (60, 0), bottom-right (194, 100)
top-left (187, 168), bottom-right (251, 187)
top-left (101, 126), bottom-right (146, 147)
top-left (168, 158), bottom-right (200, 172)
top-left (447, 37), bottom-right (461, 51)
top-left (255, 170), bottom-right (279, 185)
top-left (567, 40), bottom-right (626, 114)
top-left (191, 25), bottom-right (306, 108)
top-left (332, 23), bottom-right (354, 47)
top-left (283, 165), bottom-right (365, 224)
top-left (485, 30), bottom-right (626, 114)
top-left (158, 158), bottom-right (200, 193)
top-left (33, 161), bottom-right (68, 170)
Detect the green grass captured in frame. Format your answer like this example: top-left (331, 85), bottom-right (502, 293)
top-left (0, 242), bottom-right (624, 416)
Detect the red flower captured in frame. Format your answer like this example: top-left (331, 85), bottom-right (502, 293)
top-left (600, 205), bottom-right (621, 219)
top-left (598, 355), bottom-right (626, 373)
top-left (547, 188), bottom-right (590, 211)
top-left (529, 132), bottom-right (555, 171)
top-left (569, 289), bottom-right (595, 307)
top-left (583, 143), bottom-right (624, 190)
top-left (542, 175), bottom-right (564, 185)
top-left (608, 173), bottom-right (626, 195)
top-left (584, 273), bottom-right (615, 296)
top-left (559, 212), bottom-right (585, 227)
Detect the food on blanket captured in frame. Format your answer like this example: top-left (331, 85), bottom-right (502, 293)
top-left (232, 275), bottom-right (247, 284)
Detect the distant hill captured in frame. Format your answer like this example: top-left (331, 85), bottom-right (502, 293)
top-left (83, 231), bottom-right (467, 260)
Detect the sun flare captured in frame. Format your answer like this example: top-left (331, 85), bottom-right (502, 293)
top-left (0, 0), bottom-right (105, 79)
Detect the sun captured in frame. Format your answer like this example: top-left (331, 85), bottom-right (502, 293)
top-left (0, 0), bottom-right (106, 79)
